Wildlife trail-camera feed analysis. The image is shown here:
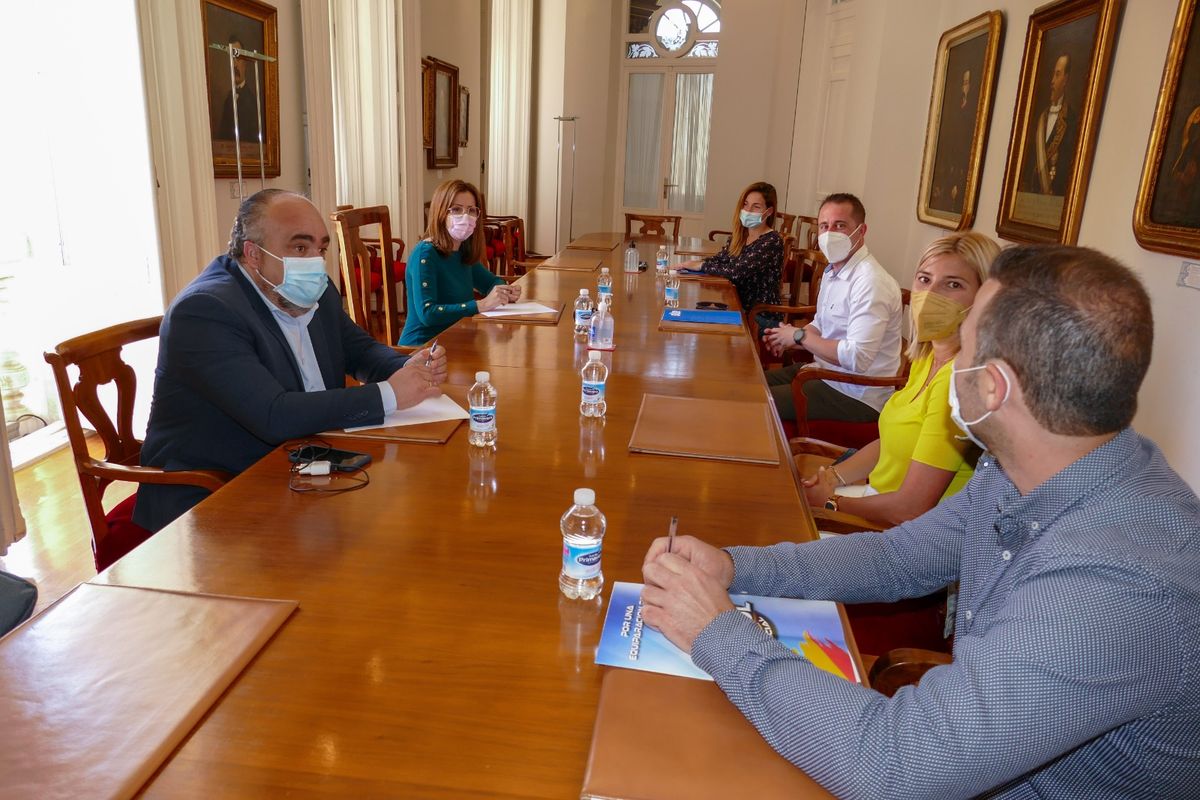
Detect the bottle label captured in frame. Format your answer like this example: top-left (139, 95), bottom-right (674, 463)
top-left (469, 407), bottom-right (496, 432)
top-left (574, 309), bottom-right (594, 326)
top-left (598, 284), bottom-right (612, 296)
top-left (581, 381), bottom-right (606, 404)
top-left (563, 541), bottom-right (602, 579)
top-left (665, 286), bottom-right (679, 302)
top-left (657, 256), bottom-right (668, 268)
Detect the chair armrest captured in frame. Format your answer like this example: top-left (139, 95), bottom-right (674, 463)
top-left (792, 368), bottom-right (908, 390)
top-left (82, 460), bottom-right (230, 493)
top-left (788, 437), bottom-right (849, 460)
top-left (391, 344), bottom-right (423, 355)
top-left (809, 507), bottom-right (886, 534)
top-left (867, 648), bottom-right (953, 696)
top-left (749, 303), bottom-right (817, 318)
top-left (707, 229), bottom-right (731, 242)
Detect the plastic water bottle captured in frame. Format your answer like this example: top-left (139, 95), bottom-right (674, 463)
top-left (665, 269), bottom-right (680, 308)
top-left (655, 244), bottom-right (669, 276)
top-left (593, 296), bottom-right (615, 350)
top-left (588, 297), bottom-right (605, 349)
top-left (580, 350), bottom-right (608, 417)
top-left (573, 288), bottom-right (594, 335)
top-left (597, 267), bottom-right (613, 303)
top-left (467, 370), bottom-right (497, 447)
top-left (623, 241), bottom-right (638, 273)
top-left (560, 488), bottom-right (606, 600)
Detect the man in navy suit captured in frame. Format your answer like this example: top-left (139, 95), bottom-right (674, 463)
top-left (134, 189), bottom-right (447, 532)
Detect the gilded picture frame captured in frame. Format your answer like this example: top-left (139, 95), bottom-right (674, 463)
top-left (996, 0), bottom-right (1122, 245)
top-left (917, 11), bottom-right (1005, 230)
top-left (420, 58), bottom-right (435, 150)
top-left (201, 0), bottom-right (281, 179)
top-left (1133, 0), bottom-right (1200, 257)
top-left (422, 57), bottom-right (459, 169)
top-left (458, 86), bottom-right (470, 147)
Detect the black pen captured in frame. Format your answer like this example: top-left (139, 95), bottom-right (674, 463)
top-left (667, 515), bottom-right (678, 554)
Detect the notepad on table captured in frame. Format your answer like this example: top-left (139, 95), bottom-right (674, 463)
top-left (662, 308), bottom-right (742, 325)
top-left (581, 670), bottom-right (837, 800)
top-left (326, 394), bottom-right (468, 444)
top-left (0, 583), bottom-right (296, 800)
top-left (628, 394), bottom-right (779, 465)
top-left (479, 301), bottom-right (558, 317)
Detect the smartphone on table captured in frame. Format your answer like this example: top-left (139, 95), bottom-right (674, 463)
top-left (287, 445), bottom-right (372, 472)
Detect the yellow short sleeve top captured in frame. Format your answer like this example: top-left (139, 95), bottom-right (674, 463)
top-left (868, 353), bottom-right (978, 498)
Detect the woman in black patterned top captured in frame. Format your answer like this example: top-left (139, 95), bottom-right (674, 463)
top-left (680, 181), bottom-right (784, 328)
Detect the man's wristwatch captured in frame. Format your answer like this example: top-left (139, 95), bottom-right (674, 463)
top-left (824, 496), bottom-right (840, 512)
top-left (792, 326), bottom-right (807, 345)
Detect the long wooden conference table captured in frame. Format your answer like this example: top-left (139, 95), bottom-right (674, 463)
top-left (94, 236), bottom-right (827, 797)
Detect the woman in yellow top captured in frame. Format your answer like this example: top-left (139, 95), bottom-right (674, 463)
top-left (803, 231), bottom-right (1000, 526)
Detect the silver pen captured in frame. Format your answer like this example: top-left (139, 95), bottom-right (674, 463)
top-left (425, 339), bottom-right (439, 367)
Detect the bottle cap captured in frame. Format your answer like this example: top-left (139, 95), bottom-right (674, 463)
top-left (588, 350), bottom-right (602, 361)
top-left (580, 288), bottom-right (589, 295)
top-left (601, 267), bottom-right (609, 274)
top-left (475, 371), bottom-right (490, 382)
top-left (669, 269), bottom-right (678, 276)
top-left (574, 488), bottom-right (595, 506)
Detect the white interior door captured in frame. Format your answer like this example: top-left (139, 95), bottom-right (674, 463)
top-left (618, 65), bottom-right (714, 228)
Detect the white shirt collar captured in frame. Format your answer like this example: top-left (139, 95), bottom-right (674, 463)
top-left (826, 245), bottom-right (871, 281)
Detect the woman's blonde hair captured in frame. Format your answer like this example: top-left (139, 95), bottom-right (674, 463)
top-left (907, 231), bottom-right (1001, 363)
top-left (425, 179), bottom-right (485, 264)
top-left (728, 181), bottom-right (777, 258)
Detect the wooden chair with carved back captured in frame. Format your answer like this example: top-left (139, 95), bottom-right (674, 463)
top-left (331, 206), bottom-right (404, 345)
top-left (624, 213), bottom-right (682, 241)
top-left (44, 317), bottom-right (229, 571)
top-left (332, 204), bottom-right (407, 336)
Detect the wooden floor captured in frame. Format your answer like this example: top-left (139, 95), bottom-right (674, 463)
top-left (0, 438), bottom-right (134, 616)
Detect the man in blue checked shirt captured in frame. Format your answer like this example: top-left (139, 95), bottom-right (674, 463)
top-left (641, 244), bottom-right (1200, 799)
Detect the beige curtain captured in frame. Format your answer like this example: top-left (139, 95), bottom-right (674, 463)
top-left (487, 0), bottom-right (533, 219)
top-left (0, 405), bottom-right (26, 556)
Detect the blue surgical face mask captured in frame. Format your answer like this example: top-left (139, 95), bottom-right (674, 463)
top-left (740, 209), bottom-right (764, 229)
top-left (256, 246), bottom-right (328, 308)
top-left (947, 361), bottom-right (1011, 450)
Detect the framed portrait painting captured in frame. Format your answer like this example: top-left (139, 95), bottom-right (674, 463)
top-left (422, 57), bottom-right (459, 169)
top-left (1134, 0), bottom-right (1200, 257)
top-left (917, 11), bottom-right (1005, 230)
top-left (201, 0), bottom-right (280, 180)
top-left (996, 0), bottom-right (1121, 244)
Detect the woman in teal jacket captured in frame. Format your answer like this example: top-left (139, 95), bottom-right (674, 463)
top-left (398, 179), bottom-right (519, 345)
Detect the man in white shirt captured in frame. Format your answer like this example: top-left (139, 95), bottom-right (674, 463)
top-left (762, 193), bottom-right (902, 423)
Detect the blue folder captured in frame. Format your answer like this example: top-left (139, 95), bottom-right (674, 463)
top-left (661, 308), bottom-right (742, 325)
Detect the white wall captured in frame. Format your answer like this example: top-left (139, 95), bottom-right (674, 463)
top-left (702, 0), bottom-right (807, 234)
top-left (559, 0), bottom-right (620, 245)
top-left (792, 0), bottom-right (1200, 490)
top-left (530, 0), bottom-right (567, 255)
top-left (212, 0), bottom-right (310, 248)
top-left (420, 0), bottom-right (484, 212)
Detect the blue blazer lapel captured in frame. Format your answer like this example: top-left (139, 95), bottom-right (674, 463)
top-left (223, 258), bottom-right (305, 389)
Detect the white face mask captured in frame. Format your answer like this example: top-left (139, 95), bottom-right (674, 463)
top-left (947, 361), bottom-right (1011, 450)
top-left (255, 246), bottom-right (328, 308)
top-left (817, 223), bottom-right (863, 264)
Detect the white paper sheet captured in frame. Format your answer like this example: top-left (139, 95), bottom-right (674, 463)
top-left (343, 393), bottom-right (469, 432)
top-left (479, 302), bottom-right (558, 317)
